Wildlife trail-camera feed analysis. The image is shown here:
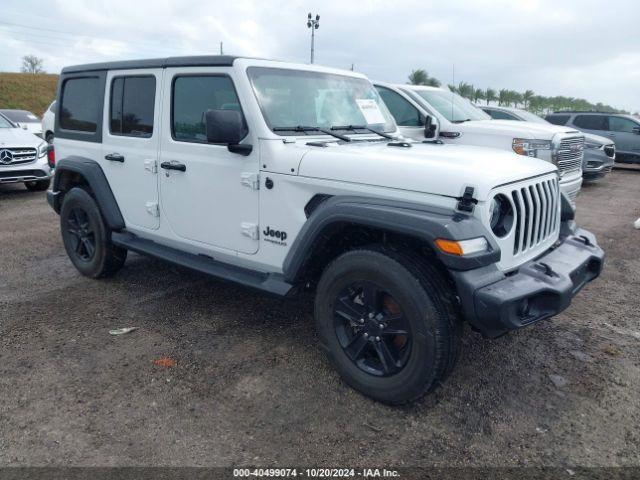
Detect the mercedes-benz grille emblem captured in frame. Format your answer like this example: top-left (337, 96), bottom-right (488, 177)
top-left (0, 149), bottom-right (13, 165)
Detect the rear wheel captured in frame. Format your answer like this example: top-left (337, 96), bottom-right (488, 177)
top-left (60, 187), bottom-right (127, 278)
top-left (25, 178), bottom-right (50, 191)
top-left (314, 248), bottom-right (461, 405)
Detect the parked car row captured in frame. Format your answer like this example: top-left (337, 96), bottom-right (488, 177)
top-left (481, 106), bottom-right (616, 182)
top-left (44, 56), bottom-right (604, 404)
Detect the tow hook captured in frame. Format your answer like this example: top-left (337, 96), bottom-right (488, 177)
top-left (533, 262), bottom-right (557, 277)
top-left (575, 235), bottom-right (593, 247)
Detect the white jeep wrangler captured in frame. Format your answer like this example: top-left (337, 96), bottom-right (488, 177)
top-left (47, 56), bottom-right (604, 404)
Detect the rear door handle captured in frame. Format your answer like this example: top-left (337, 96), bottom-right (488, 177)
top-left (160, 161), bottom-right (186, 172)
top-left (105, 153), bottom-right (125, 162)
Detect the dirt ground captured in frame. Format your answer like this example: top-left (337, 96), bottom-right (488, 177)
top-left (0, 170), bottom-right (638, 469)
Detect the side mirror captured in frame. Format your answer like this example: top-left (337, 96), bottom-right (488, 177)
top-left (205, 109), bottom-right (252, 155)
top-left (424, 115), bottom-right (437, 139)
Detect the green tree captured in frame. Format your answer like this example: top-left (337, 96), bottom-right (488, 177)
top-left (457, 82), bottom-right (474, 99)
top-left (408, 69), bottom-right (441, 87)
top-left (498, 89), bottom-right (509, 106)
top-left (522, 90), bottom-right (535, 109)
top-left (485, 88), bottom-right (497, 105)
top-left (473, 88), bottom-right (485, 104)
top-left (447, 84), bottom-right (457, 93)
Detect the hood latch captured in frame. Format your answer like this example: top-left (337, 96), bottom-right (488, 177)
top-left (457, 186), bottom-right (477, 212)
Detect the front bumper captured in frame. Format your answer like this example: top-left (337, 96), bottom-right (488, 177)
top-left (453, 224), bottom-right (604, 338)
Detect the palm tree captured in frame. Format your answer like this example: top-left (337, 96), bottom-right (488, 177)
top-left (473, 88), bottom-right (485, 104)
top-left (498, 89), bottom-right (509, 106)
top-left (408, 69), bottom-right (441, 87)
top-left (522, 90), bottom-right (535, 110)
top-left (485, 88), bottom-right (497, 105)
top-left (510, 91), bottom-right (523, 108)
top-left (447, 84), bottom-right (457, 93)
top-left (457, 82), bottom-right (474, 99)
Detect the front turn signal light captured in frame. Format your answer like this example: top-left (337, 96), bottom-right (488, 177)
top-left (435, 237), bottom-right (489, 256)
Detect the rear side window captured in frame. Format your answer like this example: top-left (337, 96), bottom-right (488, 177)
top-left (172, 75), bottom-right (244, 143)
top-left (574, 115), bottom-right (608, 131)
top-left (376, 86), bottom-right (423, 127)
top-left (110, 76), bottom-right (156, 137)
top-left (59, 77), bottom-right (101, 132)
top-left (609, 116), bottom-right (638, 133)
top-left (546, 114), bottom-right (570, 125)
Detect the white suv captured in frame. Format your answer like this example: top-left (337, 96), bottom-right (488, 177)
top-left (375, 83), bottom-right (585, 203)
top-left (0, 113), bottom-right (52, 190)
top-left (47, 56), bottom-right (604, 404)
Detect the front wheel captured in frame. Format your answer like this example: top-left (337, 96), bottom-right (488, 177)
top-left (314, 248), bottom-right (461, 405)
top-left (60, 187), bottom-right (127, 278)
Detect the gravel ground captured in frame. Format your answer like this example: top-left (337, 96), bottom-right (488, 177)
top-left (0, 171), bottom-right (638, 468)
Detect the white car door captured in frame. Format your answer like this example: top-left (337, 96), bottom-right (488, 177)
top-left (101, 69), bottom-right (162, 230)
top-left (158, 67), bottom-right (260, 255)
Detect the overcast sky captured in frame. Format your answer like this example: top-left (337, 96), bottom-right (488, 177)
top-left (1, 0), bottom-right (638, 112)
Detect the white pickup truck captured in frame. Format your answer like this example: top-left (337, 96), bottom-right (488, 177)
top-left (375, 83), bottom-right (584, 202)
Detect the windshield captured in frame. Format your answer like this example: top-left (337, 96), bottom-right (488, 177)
top-left (515, 109), bottom-right (549, 124)
top-left (0, 110), bottom-right (40, 123)
top-left (411, 89), bottom-right (489, 123)
top-left (0, 115), bottom-right (14, 128)
top-left (247, 67), bottom-right (396, 134)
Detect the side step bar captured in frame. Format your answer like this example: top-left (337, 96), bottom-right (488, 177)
top-left (111, 232), bottom-right (293, 296)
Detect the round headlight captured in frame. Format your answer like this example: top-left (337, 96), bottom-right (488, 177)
top-left (489, 194), bottom-right (514, 238)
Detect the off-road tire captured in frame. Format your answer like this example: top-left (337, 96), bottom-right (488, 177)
top-left (315, 247), bottom-right (462, 405)
top-left (60, 187), bottom-right (127, 278)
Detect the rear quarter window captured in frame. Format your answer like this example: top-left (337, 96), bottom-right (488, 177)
top-left (57, 73), bottom-right (106, 142)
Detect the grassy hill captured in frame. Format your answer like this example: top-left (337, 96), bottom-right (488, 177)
top-left (0, 72), bottom-right (59, 117)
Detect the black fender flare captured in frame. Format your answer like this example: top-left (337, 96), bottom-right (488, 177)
top-left (282, 195), bottom-right (500, 283)
top-left (50, 156), bottom-right (125, 230)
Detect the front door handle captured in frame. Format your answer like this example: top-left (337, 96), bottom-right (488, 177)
top-left (160, 161), bottom-right (186, 172)
top-left (105, 153), bottom-right (125, 162)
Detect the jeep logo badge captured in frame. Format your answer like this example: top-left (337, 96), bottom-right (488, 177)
top-left (263, 226), bottom-right (288, 245)
top-left (0, 149), bottom-right (13, 165)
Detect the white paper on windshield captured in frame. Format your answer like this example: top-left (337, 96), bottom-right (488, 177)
top-left (356, 99), bottom-right (386, 125)
top-left (27, 114), bottom-right (38, 120)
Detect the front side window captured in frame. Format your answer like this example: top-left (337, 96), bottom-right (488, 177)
top-left (172, 75), bottom-right (244, 143)
top-left (410, 89), bottom-right (489, 123)
top-left (376, 87), bottom-right (423, 127)
top-left (486, 109), bottom-right (519, 120)
top-left (609, 116), bottom-right (638, 133)
top-left (574, 115), bottom-right (608, 131)
top-left (60, 77), bottom-right (100, 132)
top-left (110, 76), bottom-right (156, 137)
top-left (248, 67), bottom-right (395, 134)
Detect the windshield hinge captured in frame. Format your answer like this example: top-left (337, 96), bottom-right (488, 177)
top-left (241, 222), bottom-right (259, 240)
top-left (457, 186), bottom-right (477, 212)
top-left (241, 172), bottom-right (260, 190)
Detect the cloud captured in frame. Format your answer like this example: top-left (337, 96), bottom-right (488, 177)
top-left (0, 0), bottom-right (637, 112)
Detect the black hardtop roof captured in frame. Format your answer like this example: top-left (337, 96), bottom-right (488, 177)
top-left (61, 55), bottom-right (247, 74)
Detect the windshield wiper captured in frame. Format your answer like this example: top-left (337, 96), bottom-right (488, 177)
top-left (451, 118), bottom-right (472, 124)
top-left (331, 125), bottom-right (397, 140)
top-left (272, 126), bottom-right (351, 142)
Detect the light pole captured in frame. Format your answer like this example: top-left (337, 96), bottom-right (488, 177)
top-left (307, 13), bottom-right (320, 64)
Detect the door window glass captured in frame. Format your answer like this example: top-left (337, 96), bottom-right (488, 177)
top-left (376, 86), bottom-right (423, 126)
top-left (609, 116), bottom-right (638, 133)
top-left (110, 76), bottom-right (156, 137)
top-left (60, 77), bottom-right (101, 132)
top-left (574, 115), bottom-right (608, 131)
top-left (172, 75), bottom-right (244, 143)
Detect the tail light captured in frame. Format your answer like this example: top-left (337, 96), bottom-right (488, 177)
top-left (47, 145), bottom-right (55, 168)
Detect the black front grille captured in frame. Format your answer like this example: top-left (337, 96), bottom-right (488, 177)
top-left (0, 147), bottom-right (38, 166)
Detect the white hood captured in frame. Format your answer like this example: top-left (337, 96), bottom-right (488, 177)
top-left (0, 127), bottom-right (44, 147)
top-left (298, 141), bottom-right (557, 201)
top-left (459, 119), bottom-right (581, 140)
top-left (583, 132), bottom-right (613, 146)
